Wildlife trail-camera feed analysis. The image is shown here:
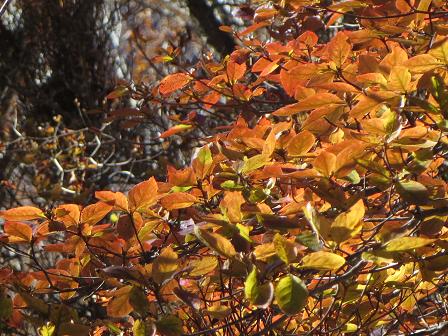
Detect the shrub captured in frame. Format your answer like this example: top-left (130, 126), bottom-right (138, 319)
top-left (1, 1), bottom-right (448, 335)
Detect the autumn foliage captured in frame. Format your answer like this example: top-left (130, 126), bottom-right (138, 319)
top-left (2, 0), bottom-right (448, 335)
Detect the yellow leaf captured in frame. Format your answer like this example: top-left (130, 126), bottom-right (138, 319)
top-left (153, 246), bottom-right (178, 284)
top-left (404, 54), bottom-right (442, 73)
top-left (273, 233), bottom-right (298, 264)
top-left (387, 66), bottom-right (411, 92)
top-left (313, 151), bottom-right (337, 177)
top-left (241, 154), bottom-right (270, 174)
top-left (300, 251), bottom-right (346, 271)
top-left (385, 237), bottom-right (435, 252)
top-left (128, 177), bottom-right (159, 212)
top-left (330, 199), bottom-right (365, 243)
top-left (194, 226), bottom-right (237, 259)
top-left (188, 256), bottom-right (218, 277)
top-left (429, 39), bottom-right (448, 65)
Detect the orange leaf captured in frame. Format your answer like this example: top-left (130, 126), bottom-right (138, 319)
top-left (4, 221), bottom-right (33, 243)
top-left (160, 192), bottom-right (198, 210)
top-left (107, 286), bottom-right (133, 318)
top-left (226, 60), bottom-right (246, 83)
top-left (159, 73), bottom-right (191, 96)
top-left (327, 32), bottom-right (351, 68)
top-left (160, 124), bottom-right (193, 138)
top-left (313, 151), bottom-right (337, 177)
top-left (53, 204), bottom-right (80, 227)
top-left (81, 201), bottom-right (113, 226)
top-left (128, 177), bottom-right (159, 212)
top-left (95, 191), bottom-right (129, 211)
top-left (0, 206), bottom-right (44, 222)
top-left (273, 93), bottom-right (345, 116)
top-left (286, 130), bottom-right (316, 156)
top-left (220, 191), bottom-right (245, 223)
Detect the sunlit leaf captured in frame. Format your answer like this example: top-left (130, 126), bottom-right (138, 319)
top-left (300, 251), bottom-right (346, 271)
top-left (194, 226), bottom-right (237, 259)
top-left (275, 274), bottom-right (308, 315)
top-left (384, 237), bottom-right (435, 252)
top-left (244, 268), bottom-right (274, 309)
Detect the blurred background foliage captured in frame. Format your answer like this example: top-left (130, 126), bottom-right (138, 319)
top-left (0, 0), bottom-right (339, 208)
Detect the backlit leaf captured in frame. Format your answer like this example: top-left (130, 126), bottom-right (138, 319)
top-left (188, 256), bottom-right (218, 277)
top-left (160, 192), bottom-right (198, 210)
top-left (244, 268), bottom-right (274, 309)
top-left (0, 206), bottom-right (44, 221)
top-left (80, 201), bottom-right (113, 226)
top-left (128, 177), bottom-right (159, 212)
top-left (159, 73), bottom-right (191, 95)
top-left (4, 221), bottom-right (32, 243)
top-left (133, 320), bottom-right (156, 336)
top-left (152, 246), bottom-right (178, 284)
top-left (404, 54), bottom-right (442, 73)
top-left (387, 66), bottom-right (411, 92)
top-left (192, 145), bottom-right (213, 180)
top-left (107, 286), bottom-right (133, 318)
top-left (160, 124), bottom-right (193, 138)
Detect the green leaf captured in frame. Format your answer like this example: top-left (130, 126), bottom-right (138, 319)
top-left (244, 268), bottom-right (274, 309)
top-left (0, 291), bottom-right (12, 320)
top-left (395, 180), bottom-right (430, 205)
top-left (296, 232), bottom-right (322, 251)
top-left (155, 315), bottom-right (183, 336)
top-left (300, 251), bottom-right (346, 271)
top-left (129, 286), bottom-right (150, 316)
top-left (275, 275), bottom-right (308, 315)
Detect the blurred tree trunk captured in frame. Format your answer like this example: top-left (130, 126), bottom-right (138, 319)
top-left (185, 0), bottom-right (236, 55)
